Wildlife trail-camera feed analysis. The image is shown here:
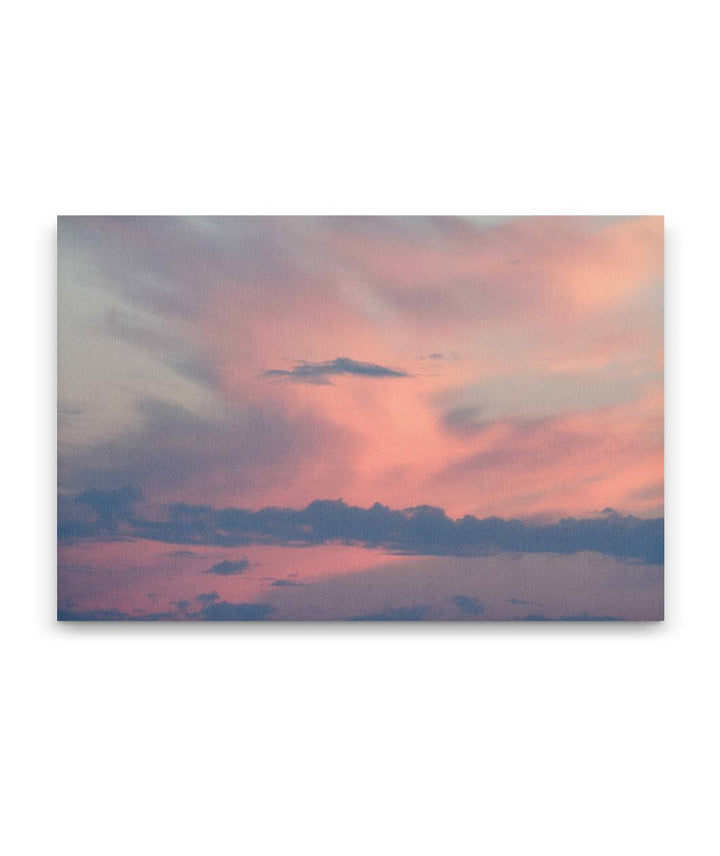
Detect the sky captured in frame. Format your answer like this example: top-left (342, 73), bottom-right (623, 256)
top-left (57, 216), bottom-right (664, 620)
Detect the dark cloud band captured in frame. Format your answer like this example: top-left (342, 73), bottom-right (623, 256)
top-left (61, 493), bottom-right (664, 565)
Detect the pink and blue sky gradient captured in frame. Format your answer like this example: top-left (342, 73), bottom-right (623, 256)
top-left (57, 216), bottom-right (663, 620)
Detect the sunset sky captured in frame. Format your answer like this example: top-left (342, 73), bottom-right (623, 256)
top-left (57, 216), bottom-right (664, 620)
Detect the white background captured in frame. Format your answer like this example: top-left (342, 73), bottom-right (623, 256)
top-left (2, 1), bottom-right (718, 854)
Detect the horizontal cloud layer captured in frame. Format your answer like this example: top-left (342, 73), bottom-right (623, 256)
top-left (61, 494), bottom-right (663, 564)
top-left (58, 599), bottom-right (275, 622)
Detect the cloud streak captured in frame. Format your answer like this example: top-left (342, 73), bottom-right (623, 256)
top-left (206, 559), bottom-right (250, 576)
top-left (262, 357), bottom-right (410, 385)
top-left (58, 599), bottom-right (275, 622)
top-left (348, 606), bottom-right (430, 621)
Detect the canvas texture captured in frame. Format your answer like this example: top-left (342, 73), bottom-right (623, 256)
top-left (57, 216), bottom-right (664, 621)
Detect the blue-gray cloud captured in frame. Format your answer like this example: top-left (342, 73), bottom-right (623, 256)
top-left (199, 601), bottom-right (274, 621)
top-left (452, 595), bottom-right (485, 615)
top-left (58, 598), bottom-right (274, 621)
top-left (206, 559), bottom-right (250, 576)
top-left (74, 485), bottom-right (140, 530)
top-left (58, 607), bottom-right (177, 621)
top-left (61, 494), bottom-right (664, 565)
top-left (348, 605), bottom-right (430, 621)
top-left (58, 394), bottom-right (347, 504)
top-left (262, 357), bottom-right (410, 385)
top-left (522, 613), bottom-right (624, 621)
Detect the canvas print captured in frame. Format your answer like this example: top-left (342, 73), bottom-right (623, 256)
top-left (57, 216), bottom-right (664, 621)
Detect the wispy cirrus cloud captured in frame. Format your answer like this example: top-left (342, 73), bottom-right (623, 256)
top-left (261, 357), bottom-right (410, 385)
top-left (59, 217), bottom-right (663, 522)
